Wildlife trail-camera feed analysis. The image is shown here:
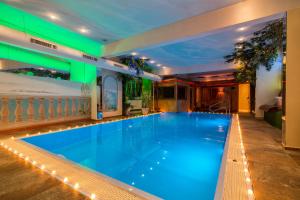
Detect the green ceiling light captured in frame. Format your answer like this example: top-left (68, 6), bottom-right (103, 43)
top-left (0, 2), bottom-right (104, 57)
top-left (69, 61), bottom-right (97, 83)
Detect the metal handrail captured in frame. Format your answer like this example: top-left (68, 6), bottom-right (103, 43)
top-left (208, 98), bottom-right (231, 114)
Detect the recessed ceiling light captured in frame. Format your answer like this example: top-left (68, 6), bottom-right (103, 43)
top-left (162, 66), bottom-right (167, 69)
top-left (149, 60), bottom-right (155, 64)
top-left (237, 27), bottom-right (247, 32)
top-left (141, 56), bottom-right (147, 60)
top-left (237, 37), bottom-right (245, 42)
top-left (156, 64), bottom-right (161, 67)
top-left (131, 52), bottom-right (138, 56)
top-left (48, 13), bottom-right (59, 21)
top-left (79, 27), bottom-right (89, 34)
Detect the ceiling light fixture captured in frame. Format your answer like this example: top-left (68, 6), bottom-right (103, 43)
top-left (48, 13), bottom-right (59, 21)
top-left (149, 60), bottom-right (155, 64)
top-left (237, 27), bottom-right (247, 32)
top-left (238, 37), bottom-right (245, 42)
top-left (79, 27), bottom-right (89, 34)
top-left (131, 52), bottom-right (138, 56)
top-left (141, 56), bottom-right (147, 60)
top-left (156, 64), bottom-right (161, 67)
top-left (162, 66), bottom-right (167, 69)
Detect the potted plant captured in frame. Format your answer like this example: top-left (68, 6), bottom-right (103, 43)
top-left (142, 93), bottom-right (151, 115)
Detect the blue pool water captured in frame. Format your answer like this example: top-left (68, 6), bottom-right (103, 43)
top-left (22, 113), bottom-right (231, 200)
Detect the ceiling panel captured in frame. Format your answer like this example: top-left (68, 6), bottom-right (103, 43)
top-left (136, 20), bottom-right (271, 75)
top-left (3, 0), bottom-right (242, 43)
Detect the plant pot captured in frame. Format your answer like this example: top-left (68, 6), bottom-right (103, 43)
top-left (125, 107), bottom-right (131, 116)
top-left (142, 108), bottom-right (149, 115)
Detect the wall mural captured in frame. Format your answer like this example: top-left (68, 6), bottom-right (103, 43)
top-left (103, 76), bottom-right (118, 112)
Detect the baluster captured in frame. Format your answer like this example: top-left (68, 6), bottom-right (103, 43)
top-left (33, 98), bottom-right (39, 121)
top-left (68, 97), bottom-right (72, 117)
top-left (72, 97), bottom-right (76, 116)
top-left (1, 97), bottom-right (9, 124)
top-left (83, 98), bottom-right (87, 115)
top-left (49, 97), bottom-right (54, 120)
top-left (28, 97), bottom-right (35, 121)
top-left (75, 97), bottom-right (79, 116)
top-left (87, 98), bottom-right (91, 115)
top-left (8, 98), bottom-right (16, 123)
top-left (62, 97), bottom-right (66, 117)
top-left (44, 98), bottom-right (49, 120)
top-left (78, 97), bottom-right (82, 116)
top-left (57, 97), bottom-right (62, 118)
top-left (21, 97), bottom-right (29, 122)
top-left (65, 97), bottom-right (69, 118)
top-left (82, 97), bottom-right (86, 116)
top-left (15, 97), bottom-right (23, 123)
top-left (39, 97), bottom-right (45, 121)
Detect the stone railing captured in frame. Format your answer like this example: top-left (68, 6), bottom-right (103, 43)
top-left (0, 95), bottom-right (91, 131)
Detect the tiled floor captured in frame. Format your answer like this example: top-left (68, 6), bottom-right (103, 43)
top-left (0, 114), bottom-right (299, 200)
top-left (239, 115), bottom-right (300, 200)
top-left (0, 147), bottom-right (88, 200)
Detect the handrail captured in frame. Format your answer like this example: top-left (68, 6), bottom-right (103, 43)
top-left (209, 98), bottom-right (231, 114)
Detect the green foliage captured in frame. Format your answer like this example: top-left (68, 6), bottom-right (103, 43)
top-left (118, 73), bottom-right (142, 100)
top-left (225, 19), bottom-right (286, 85)
top-left (142, 79), bottom-right (152, 108)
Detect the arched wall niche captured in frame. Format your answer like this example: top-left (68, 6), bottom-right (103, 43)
top-left (101, 69), bottom-right (122, 117)
top-left (103, 75), bottom-right (118, 112)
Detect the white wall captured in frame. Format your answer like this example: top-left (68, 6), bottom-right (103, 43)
top-left (0, 72), bottom-right (83, 96)
top-left (255, 58), bottom-right (282, 118)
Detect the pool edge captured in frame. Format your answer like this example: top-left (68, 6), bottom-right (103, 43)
top-left (214, 114), bottom-right (254, 200)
